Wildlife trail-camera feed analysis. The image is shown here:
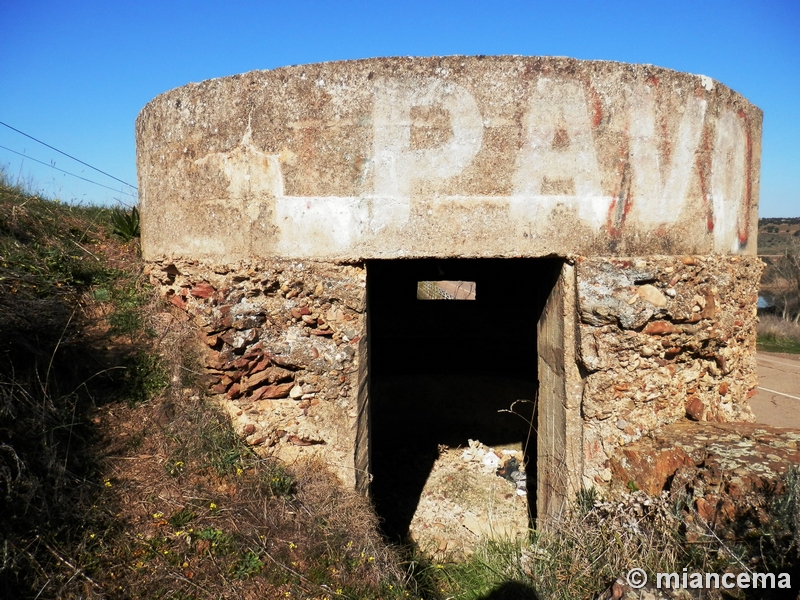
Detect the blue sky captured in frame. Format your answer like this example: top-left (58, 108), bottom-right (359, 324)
top-left (1, 0), bottom-right (798, 216)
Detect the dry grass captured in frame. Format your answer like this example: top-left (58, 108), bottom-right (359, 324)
top-left (81, 390), bottom-right (409, 599)
top-left (757, 314), bottom-right (800, 354)
top-left (432, 492), bottom-right (693, 600)
top-left (758, 314), bottom-right (800, 340)
top-left (429, 484), bottom-right (800, 600)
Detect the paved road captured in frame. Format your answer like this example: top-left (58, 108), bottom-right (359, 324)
top-left (751, 352), bottom-right (800, 429)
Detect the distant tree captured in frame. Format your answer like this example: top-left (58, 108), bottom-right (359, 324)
top-left (764, 239), bottom-right (800, 323)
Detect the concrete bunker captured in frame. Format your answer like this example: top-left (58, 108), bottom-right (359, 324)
top-left (137, 56), bottom-right (763, 547)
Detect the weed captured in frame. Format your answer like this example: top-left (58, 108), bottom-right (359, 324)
top-left (196, 527), bottom-right (235, 555)
top-left (92, 286), bottom-right (111, 302)
top-left (168, 508), bottom-right (196, 528)
top-left (120, 349), bottom-right (168, 406)
top-left (575, 486), bottom-right (598, 514)
top-left (265, 464), bottom-right (295, 497)
top-left (164, 456), bottom-right (186, 477)
top-left (110, 205), bottom-right (140, 241)
top-left (232, 549), bottom-right (264, 579)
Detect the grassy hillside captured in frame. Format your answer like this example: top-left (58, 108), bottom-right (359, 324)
top-left (0, 177), bottom-right (412, 599)
top-left (759, 217), bottom-right (800, 256)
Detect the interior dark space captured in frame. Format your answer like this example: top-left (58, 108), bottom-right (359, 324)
top-left (366, 258), bottom-right (562, 540)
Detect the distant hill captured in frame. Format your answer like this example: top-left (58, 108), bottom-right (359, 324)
top-left (758, 217), bottom-right (800, 255)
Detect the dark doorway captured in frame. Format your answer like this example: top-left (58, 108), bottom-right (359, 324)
top-left (366, 258), bottom-right (562, 540)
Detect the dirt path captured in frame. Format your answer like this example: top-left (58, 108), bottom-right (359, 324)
top-left (751, 351), bottom-right (800, 429)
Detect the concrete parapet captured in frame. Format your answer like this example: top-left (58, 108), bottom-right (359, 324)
top-left (136, 56), bottom-right (761, 263)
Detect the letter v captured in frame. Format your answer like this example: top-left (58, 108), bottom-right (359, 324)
top-left (627, 83), bottom-right (706, 225)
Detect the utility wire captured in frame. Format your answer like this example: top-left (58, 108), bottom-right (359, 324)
top-left (0, 144), bottom-right (136, 198)
top-left (0, 120), bottom-right (137, 189)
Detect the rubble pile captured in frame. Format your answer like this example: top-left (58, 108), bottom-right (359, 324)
top-left (409, 441), bottom-right (529, 557)
top-left (576, 255), bottom-right (763, 489)
top-left (146, 259), bottom-right (367, 486)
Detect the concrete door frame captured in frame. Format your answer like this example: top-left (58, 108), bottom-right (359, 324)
top-left (353, 257), bottom-right (581, 529)
top-left (536, 261), bottom-right (584, 526)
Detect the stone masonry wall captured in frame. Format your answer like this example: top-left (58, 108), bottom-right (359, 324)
top-left (577, 255), bottom-right (763, 490)
top-left (146, 253), bottom-right (763, 503)
top-left (146, 259), bottom-right (366, 488)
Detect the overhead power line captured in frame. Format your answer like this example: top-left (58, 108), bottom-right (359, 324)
top-left (0, 120), bottom-right (137, 189)
top-left (0, 144), bottom-right (137, 198)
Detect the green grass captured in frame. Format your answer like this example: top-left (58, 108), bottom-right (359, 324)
top-left (165, 405), bottom-right (251, 477)
top-left (107, 275), bottom-right (150, 335)
top-left (758, 336), bottom-right (800, 354)
top-left (120, 349), bottom-right (169, 406)
top-left (0, 174), bottom-right (169, 597)
top-left (168, 508), bottom-right (197, 528)
top-left (0, 175), bottom-right (161, 412)
top-left (0, 175), bottom-right (112, 293)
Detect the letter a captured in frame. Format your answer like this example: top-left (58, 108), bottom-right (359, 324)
top-left (514, 77), bottom-right (609, 228)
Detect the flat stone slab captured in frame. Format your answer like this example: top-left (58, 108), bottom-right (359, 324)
top-left (611, 421), bottom-right (800, 528)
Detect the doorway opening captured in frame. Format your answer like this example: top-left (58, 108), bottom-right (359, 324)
top-left (365, 258), bottom-right (563, 540)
